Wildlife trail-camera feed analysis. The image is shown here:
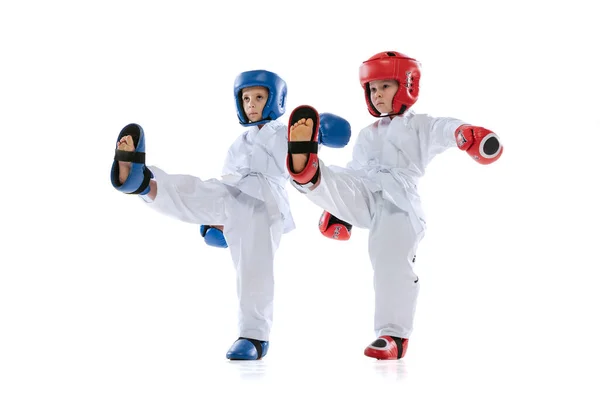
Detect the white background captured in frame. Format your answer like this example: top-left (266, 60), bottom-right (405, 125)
top-left (1, 0), bottom-right (599, 399)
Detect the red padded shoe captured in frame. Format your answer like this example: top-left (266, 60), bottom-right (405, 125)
top-left (364, 336), bottom-right (409, 360)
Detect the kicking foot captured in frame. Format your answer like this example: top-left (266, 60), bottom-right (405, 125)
top-left (290, 118), bottom-right (314, 142)
top-left (286, 105), bottom-right (320, 182)
top-left (289, 118), bottom-right (314, 173)
top-left (111, 123), bottom-right (154, 195)
top-left (117, 135), bottom-right (134, 184)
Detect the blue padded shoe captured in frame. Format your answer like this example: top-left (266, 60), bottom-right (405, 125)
top-left (226, 337), bottom-right (269, 360)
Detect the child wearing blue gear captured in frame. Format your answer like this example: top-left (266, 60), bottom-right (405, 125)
top-left (111, 70), bottom-right (351, 360)
top-left (113, 70), bottom-right (289, 360)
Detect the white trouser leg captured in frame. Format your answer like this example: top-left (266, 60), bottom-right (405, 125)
top-left (224, 194), bottom-right (283, 342)
top-left (368, 199), bottom-right (422, 339)
top-left (144, 166), bottom-right (230, 224)
top-left (302, 162), bottom-right (422, 338)
top-left (305, 162), bottom-right (375, 228)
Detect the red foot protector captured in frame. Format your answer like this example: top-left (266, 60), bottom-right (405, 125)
top-left (364, 336), bottom-right (409, 360)
top-left (286, 105), bottom-right (321, 185)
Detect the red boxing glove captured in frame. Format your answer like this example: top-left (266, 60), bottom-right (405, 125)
top-left (319, 211), bottom-right (352, 240)
top-left (455, 125), bottom-right (503, 165)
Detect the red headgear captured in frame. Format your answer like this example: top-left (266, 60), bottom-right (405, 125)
top-left (359, 51), bottom-right (421, 117)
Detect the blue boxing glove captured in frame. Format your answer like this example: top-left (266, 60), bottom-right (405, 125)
top-left (318, 113), bottom-right (351, 148)
top-left (200, 225), bottom-right (228, 248)
top-left (111, 123), bottom-right (153, 195)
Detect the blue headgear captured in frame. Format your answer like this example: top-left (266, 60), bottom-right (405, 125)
top-left (233, 70), bottom-right (287, 126)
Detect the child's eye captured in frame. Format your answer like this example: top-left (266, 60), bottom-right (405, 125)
top-left (243, 96), bottom-right (249, 102)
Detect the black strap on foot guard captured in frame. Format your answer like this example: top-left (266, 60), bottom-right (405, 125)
top-left (288, 141), bottom-right (318, 154)
top-left (110, 155), bottom-right (152, 195)
top-left (288, 141), bottom-right (320, 187)
top-left (239, 337), bottom-right (264, 359)
top-left (288, 141), bottom-right (321, 186)
top-left (287, 105), bottom-right (319, 166)
top-left (288, 106), bottom-right (319, 156)
top-left (287, 106), bottom-right (321, 190)
top-left (390, 336), bottom-right (406, 359)
top-left (112, 123), bottom-right (152, 194)
top-left (114, 149), bottom-right (146, 163)
top-left (130, 167), bottom-right (153, 195)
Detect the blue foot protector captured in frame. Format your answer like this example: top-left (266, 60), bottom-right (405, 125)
top-left (111, 123), bottom-right (153, 195)
top-left (226, 337), bottom-right (269, 360)
top-left (199, 225), bottom-right (228, 248)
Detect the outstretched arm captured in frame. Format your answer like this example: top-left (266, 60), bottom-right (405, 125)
top-left (417, 115), bottom-right (503, 165)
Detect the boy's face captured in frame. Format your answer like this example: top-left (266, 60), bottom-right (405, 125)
top-left (241, 86), bottom-right (269, 123)
top-left (369, 79), bottom-right (399, 115)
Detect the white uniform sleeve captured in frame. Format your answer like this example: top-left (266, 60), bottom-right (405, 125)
top-left (412, 114), bottom-right (467, 165)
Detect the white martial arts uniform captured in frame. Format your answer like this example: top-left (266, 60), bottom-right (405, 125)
top-left (142, 120), bottom-right (293, 341)
top-left (293, 110), bottom-right (466, 339)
